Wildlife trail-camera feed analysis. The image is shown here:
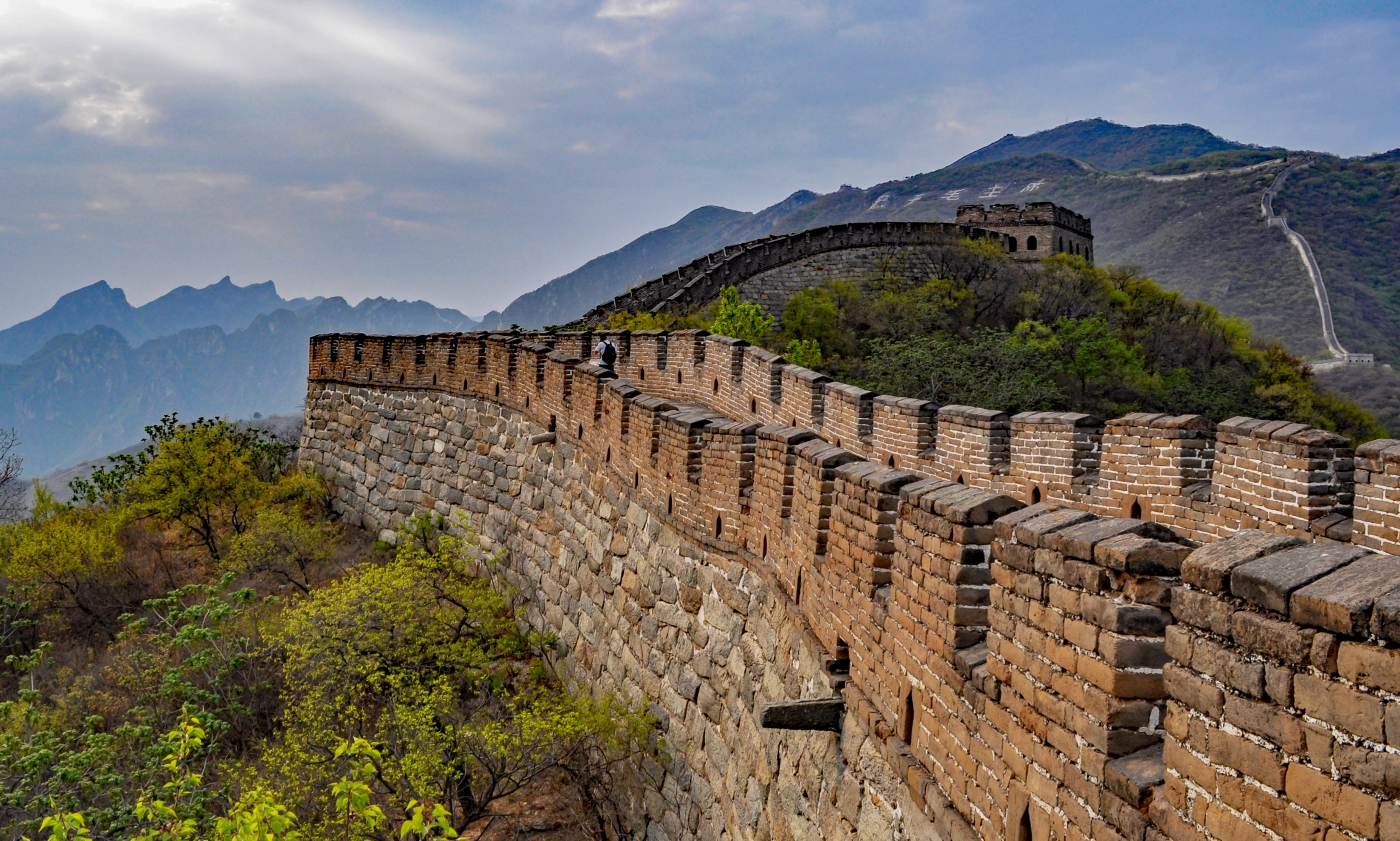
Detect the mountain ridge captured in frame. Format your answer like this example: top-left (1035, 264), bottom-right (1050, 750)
top-left (0, 276), bottom-right (333, 364)
top-left (1, 295), bottom-right (481, 474)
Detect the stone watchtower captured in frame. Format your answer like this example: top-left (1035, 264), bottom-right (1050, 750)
top-left (956, 201), bottom-right (1094, 263)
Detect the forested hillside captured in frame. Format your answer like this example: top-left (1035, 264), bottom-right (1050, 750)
top-left (0, 417), bottom-right (655, 840)
top-left (607, 241), bottom-right (1382, 444)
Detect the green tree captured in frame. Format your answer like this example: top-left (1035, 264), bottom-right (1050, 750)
top-left (784, 339), bottom-right (823, 369)
top-left (0, 489), bottom-right (123, 633)
top-left (859, 332), bottom-right (1064, 411)
top-left (781, 288), bottom-right (843, 355)
top-left (254, 515), bottom-right (658, 836)
top-left (224, 510), bottom-right (340, 595)
top-left (1014, 317), bottom-right (1145, 406)
top-left (123, 420), bottom-right (269, 561)
top-left (708, 286), bottom-right (773, 345)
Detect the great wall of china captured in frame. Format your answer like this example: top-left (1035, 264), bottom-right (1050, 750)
top-left (298, 325), bottom-right (1400, 841)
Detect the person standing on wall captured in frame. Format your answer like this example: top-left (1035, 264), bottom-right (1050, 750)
top-left (596, 337), bottom-right (617, 371)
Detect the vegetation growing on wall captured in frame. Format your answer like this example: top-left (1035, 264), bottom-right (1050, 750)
top-left (0, 417), bottom-right (659, 841)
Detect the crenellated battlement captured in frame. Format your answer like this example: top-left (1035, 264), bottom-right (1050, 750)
top-left (301, 328), bottom-right (1400, 841)
top-left (305, 328), bottom-right (1388, 547)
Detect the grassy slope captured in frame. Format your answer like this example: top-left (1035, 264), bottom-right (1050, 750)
top-left (1316, 365), bottom-right (1400, 437)
top-left (1273, 155), bottom-right (1400, 362)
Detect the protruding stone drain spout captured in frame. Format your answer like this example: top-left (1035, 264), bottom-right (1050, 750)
top-left (759, 698), bottom-right (845, 732)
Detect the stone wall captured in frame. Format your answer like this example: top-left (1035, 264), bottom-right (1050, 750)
top-left (737, 247), bottom-right (950, 318)
top-left (302, 329), bottom-right (1400, 841)
top-left (301, 385), bottom-right (939, 841)
top-left (580, 222), bottom-right (1007, 325)
top-left (955, 203), bottom-right (1094, 263)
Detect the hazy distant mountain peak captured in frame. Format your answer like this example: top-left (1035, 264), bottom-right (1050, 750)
top-left (1, 276), bottom-right (308, 364)
top-left (947, 118), bottom-right (1257, 172)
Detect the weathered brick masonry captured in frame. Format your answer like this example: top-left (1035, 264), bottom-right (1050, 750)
top-left (302, 329), bottom-right (1400, 841)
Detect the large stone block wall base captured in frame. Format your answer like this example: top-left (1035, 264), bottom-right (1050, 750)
top-left (300, 384), bottom-right (949, 841)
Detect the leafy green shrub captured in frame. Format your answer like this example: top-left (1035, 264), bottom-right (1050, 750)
top-left (708, 286), bottom-right (773, 345)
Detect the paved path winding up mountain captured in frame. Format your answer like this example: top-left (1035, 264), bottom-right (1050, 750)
top-left (1262, 158), bottom-right (1351, 360)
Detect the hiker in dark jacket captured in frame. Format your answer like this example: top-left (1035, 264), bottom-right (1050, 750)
top-left (595, 339), bottom-right (617, 370)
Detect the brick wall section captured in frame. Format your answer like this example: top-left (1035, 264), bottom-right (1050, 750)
top-left (872, 396), bottom-right (938, 471)
top-left (1008, 412), bottom-right (1103, 504)
top-left (1353, 438), bottom-right (1400, 551)
top-left (1166, 531), bottom-right (1400, 841)
top-left (821, 383), bottom-right (876, 456)
top-left (736, 247), bottom-right (949, 318)
top-left (988, 504), bottom-right (1192, 841)
top-left (304, 327), bottom-right (1400, 841)
top-left (779, 365), bottom-right (829, 429)
top-left (306, 330), bottom-right (1392, 547)
top-left (582, 208), bottom-right (1093, 325)
top-left (1095, 414), bottom-right (1215, 524)
top-left (1213, 417), bottom-right (1355, 534)
top-left (934, 405), bottom-right (1012, 488)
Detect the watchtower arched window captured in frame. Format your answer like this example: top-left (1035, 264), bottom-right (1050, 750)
top-left (1027, 235), bottom-right (1038, 250)
top-left (1007, 236), bottom-right (1018, 252)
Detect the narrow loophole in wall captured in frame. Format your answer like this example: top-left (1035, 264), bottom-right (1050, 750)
top-left (791, 418), bottom-right (797, 427)
top-left (750, 397), bottom-right (757, 413)
top-left (900, 690), bottom-right (914, 744)
top-left (714, 515), bottom-right (723, 538)
top-left (713, 378), bottom-right (720, 394)
top-left (495, 383), bottom-right (501, 397)
top-left (549, 415), bottom-right (557, 432)
top-left (525, 396), bottom-right (530, 408)
top-left (1016, 808), bottom-right (1033, 841)
top-left (606, 446), bottom-right (611, 463)
top-left (667, 495), bottom-right (674, 515)
top-left (432, 374), bottom-right (437, 386)
top-left (762, 535), bottom-right (767, 557)
top-left (639, 368), bottom-right (646, 381)
top-left (955, 474), bottom-right (965, 485)
top-left (1130, 500), bottom-right (1143, 520)
top-left (319, 368), bottom-right (326, 377)
top-left (399, 373), bottom-right (405, 384)
top-left (795, 570), bottom-right (803, 605)
top-left (634, 470), bottom-right (639, 488)
top-left (677, 371), bottom-right (683, 385)
top-left (887, 455), bottom-right (896, 468)
top-left (1031, 486), bottom-right (1041, 504)
top-left (463, 378), bottom-right (468, 390)
top-left (578, 424), bottom-right (584, 438)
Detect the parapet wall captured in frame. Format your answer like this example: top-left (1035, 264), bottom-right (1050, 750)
top-left (305, 329), bottom-right (1400, 551)
top-left (580, 222), bottom-right (1000, 325)
top-left (302, 329), bottom-right (1400, 841)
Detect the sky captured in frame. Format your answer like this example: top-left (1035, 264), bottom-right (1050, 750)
top-left (1, 0), bottom-right (1397, 326)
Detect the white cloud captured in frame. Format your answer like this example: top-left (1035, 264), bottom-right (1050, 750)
top-left (0, 0), bottom-right (507, 156)
top-left (286, 180), bottom-right (374, 203)
top-left (597, 0), bottom-right (685, 19)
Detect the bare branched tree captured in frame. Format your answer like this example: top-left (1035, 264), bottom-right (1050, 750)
top-left (0, 429), bottom-right (22, 522)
